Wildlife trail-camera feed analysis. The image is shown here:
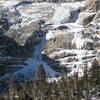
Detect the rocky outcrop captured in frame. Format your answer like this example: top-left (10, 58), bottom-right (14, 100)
top-left (5, 21), bottom-right (41, 46)
top-left (46, 2), bottom-right (84, 26)
top-left (45, 31), bottom-right (73, 51)
top-left (43, 22), bottom-right (100, 75)
top-left (77, 12), bottom-right (96, 25)
top-left (85, 0), bottom-right (100, 12)
top-left (43, 1), bottom-right (100, 76)
top-left (93, 10), bottom-right (100, 23)
top-left (0, 0), bottom-right (100, 79)
top-left (85, 24), bottom-right (100, 35)
top-left (0, 4), bottom-right (51, 46)
top-left (0, 2), bottom-right (54, 76)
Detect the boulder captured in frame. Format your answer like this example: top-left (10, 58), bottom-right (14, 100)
top-left (77, 12), bottom-right (96, 26)
top-left (0, 5), bottom-right (43, 46)
top-left (5, 21), bottom-right (40, 46)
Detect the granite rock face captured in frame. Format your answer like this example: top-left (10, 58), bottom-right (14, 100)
top-left (45, 31), bottom-right (73, 51)
top-left (0, 2), bottom-right (54, 76)
top-left (77, 12), bottom-right (96, 25)
top-left (5, 21), bottom-right (40, 46)
top-left (0, 0), bottom-right (100, 80)
top-left (43, 1), bottom-right (100, 76)
top-left (93, 10), bottom-right (100, 24)
top-left (85, 0), bottom-right (100, 12)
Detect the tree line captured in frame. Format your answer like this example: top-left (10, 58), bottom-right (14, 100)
top-left (0, 59), bottom-right (100, 100)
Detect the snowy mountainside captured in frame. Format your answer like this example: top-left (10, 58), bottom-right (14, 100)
top-left (0, 0), bottom-right (100, 82)
top-left (43, 0), bottom-right (100, 77)
top-left (0, 0), bottom-right (57, 81)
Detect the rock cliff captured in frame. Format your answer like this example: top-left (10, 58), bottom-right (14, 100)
top-left (0, 0), bottom-right (100, 81)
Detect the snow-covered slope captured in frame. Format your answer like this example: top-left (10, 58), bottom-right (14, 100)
top-left (43, 1), bottom-right (100, 77)
top-left (0, 0), bottom-right (100, 82)
top-left (0, 1), bottom-right (55, 81)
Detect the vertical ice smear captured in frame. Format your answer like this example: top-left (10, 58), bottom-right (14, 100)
top-left (72, 31), bottom-right (93, 50)
top-left (72, 32), bottom-right (85, 50)
top-left (71, 30), bottom-right (88, 76)
top-left (71, 26), bottom-right (87, 50)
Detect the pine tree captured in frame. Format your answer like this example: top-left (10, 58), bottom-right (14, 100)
top-left (74, 72), bottom-right (81, 100)
top-left (37, 64), bottom-right (46, 82)
top-left (82, 65), bottom-right (90, 98)
top-left (89, 59), bottom-right (100, 87)
top-left (37, 64), bottom-right (46, 100)
top-left (8, 73), bottom-right (14, 100)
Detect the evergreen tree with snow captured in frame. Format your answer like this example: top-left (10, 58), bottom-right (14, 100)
top-left (37, 63), bottom-right (46, 82)
top-left (89, 59), bottom-right (100, 87)
top-left (37, 64), bottom-right (46, 100)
